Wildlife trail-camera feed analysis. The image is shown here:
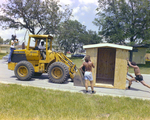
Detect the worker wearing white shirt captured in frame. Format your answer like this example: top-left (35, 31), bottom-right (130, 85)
top-left (38, 40), bottom-right (45, 50)
top-left (8, 35), bottom-right (19, 63)
top-left (38, 40), bottom-right (46, 59)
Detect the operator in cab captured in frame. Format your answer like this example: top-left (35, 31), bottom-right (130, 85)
top-left (38, 40), bottom-right (46, 59)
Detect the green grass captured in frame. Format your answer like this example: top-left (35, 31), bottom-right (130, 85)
top-left (0, 83), bottom-right (150, 120)
top-left (0, 53), bottom-right (8, 59)
top-left (70, 58), bottom-right (83, 68)
top-left (128, 67), bottom-right (150, 74)
top-left (128, 61), bottom-right (150, 74)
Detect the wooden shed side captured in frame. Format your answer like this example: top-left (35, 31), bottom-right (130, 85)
top-left (114, 49), bottom-right (128, 89)
top-left (85, 48), bottom-right (98, 86)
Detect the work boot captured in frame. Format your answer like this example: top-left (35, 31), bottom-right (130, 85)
top-left (92, 91), bottom-right (96, 94)
top-left (127, 86), bottom-right (131, 89)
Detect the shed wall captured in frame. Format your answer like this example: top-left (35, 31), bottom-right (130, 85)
top-left (114, 49), bottom-right (128, 89)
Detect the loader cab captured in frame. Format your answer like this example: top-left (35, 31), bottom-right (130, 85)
top-left (27, 35), bottom-right (53, 50)
top-left (26, 35), bottom-right (53, 61)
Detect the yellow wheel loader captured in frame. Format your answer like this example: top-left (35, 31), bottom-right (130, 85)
top-left (8, 35), bottom-right (84, 84)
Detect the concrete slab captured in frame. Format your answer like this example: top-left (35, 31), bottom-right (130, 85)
top-left (0, 60), bottom-right (150, 100)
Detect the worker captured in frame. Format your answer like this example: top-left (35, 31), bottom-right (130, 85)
top-left (80, 55), bottom-right (96, 94)
top-left (127, 59), bottom-right (150, 89)
top-left (8, 35), bottom-right (19, 63)
top-left (38, 40), bottom-right (46, 59)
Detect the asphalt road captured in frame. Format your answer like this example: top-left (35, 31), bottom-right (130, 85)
top-left (0, 59), bottom-right (150, 100)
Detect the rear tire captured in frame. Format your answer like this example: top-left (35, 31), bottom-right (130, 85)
top-left (14, 61), bottom-right (34, 80)
top-left (48, 62), bottom-right (69, 83)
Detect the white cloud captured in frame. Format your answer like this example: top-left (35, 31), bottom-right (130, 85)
top-left (71, 6), bottom-right (81, 20)
top-left (82, 21), bottom-right (85, 25)
top-left (59, 0), bottom-right (73, 6)
top-left (0, 0), bottom-right (7, 5)
top-left (70, 15), bottom-right (79, 21)
top-left (72, 6), bottom-right (80, 15)
top-left (79, 0), bottom-right (98, 5)
top-left (81, 6), bottom-right (90, 12)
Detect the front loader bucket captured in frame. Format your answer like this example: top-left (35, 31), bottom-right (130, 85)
top-left (73, 68), bottom-right (85, 87)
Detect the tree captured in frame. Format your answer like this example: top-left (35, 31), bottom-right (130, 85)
top-left (0, 0), bottom-right (72, 35)
top-left (0, 36), bottom-right (3, 44)
top-left (57, 20), bottom-right (87, 55)
top-left (93, 0), bottom-right (150, 44)
top-left (42, 0), bottom-right (72, 35)
top-left (80, 30), bottom-right (102, 45)
top-left (3, 39), bottom-right (10, 44)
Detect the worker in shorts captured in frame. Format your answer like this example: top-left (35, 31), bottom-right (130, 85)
top-left (80, 55), bottom-right (95, 94)
top-left (127, 59), bottom-right (150, 89)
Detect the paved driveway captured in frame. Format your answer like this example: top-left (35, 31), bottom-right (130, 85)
top-left (0, 60), bottom-right (150, 100)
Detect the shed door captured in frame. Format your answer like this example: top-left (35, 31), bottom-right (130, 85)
top-left (96, 48), bottom-right (116, 85)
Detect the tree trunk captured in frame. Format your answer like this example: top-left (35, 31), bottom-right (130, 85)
top-left (130, 36), bottom-right (134, 42)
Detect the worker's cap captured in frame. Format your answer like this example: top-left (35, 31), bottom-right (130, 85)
top-left (41, 40), bottom-right (44, 42)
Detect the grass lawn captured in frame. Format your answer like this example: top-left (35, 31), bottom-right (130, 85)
top-left (128, 61), bottom-right (150, 74)
top-left (0, 53), bottom-right (8, 59)
top-left (70, 58), bottom-right (83, 68)
top-left (128, 67), bottom-right (150, 74)
top-left (0, 83), bottom-right (150, 120)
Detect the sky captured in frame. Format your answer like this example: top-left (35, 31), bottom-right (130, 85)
top-left (0, 0), bottom-right (99, 43)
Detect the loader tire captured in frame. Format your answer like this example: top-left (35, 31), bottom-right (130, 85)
top-left (48, 62), bottom-right (69, 83)
top-left (14, 61), bottom-right (34, 81)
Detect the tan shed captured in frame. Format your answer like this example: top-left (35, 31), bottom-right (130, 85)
top-left (83, 43), bottom-right (133, 89)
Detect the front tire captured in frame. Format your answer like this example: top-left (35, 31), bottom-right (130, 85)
top-left (48, 62), bottom-right (69, 83)
top-left (14, 61), bottom-right (34, 80)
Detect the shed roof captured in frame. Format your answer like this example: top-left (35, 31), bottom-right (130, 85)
top-left (83, 43), bottom-right (133, 50)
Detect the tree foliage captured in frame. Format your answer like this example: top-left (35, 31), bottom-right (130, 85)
top-left (80, 30), bottom-right (102, 45)
top-left (0, 0), bottom-right (72, 35)
top-left (93, 0), bottom-right (150, 44)
top-left (3, 39), bottom-right (10, 44)
top-left (57, 20), bottom-right (101, 54)
top-left (57, 20), bottom-right (86, 54)
top-left (0, 36), bottom-right (3, 44)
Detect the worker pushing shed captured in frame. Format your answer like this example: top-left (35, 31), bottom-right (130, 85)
top-left (83, 43), bottom-right (133, 89)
